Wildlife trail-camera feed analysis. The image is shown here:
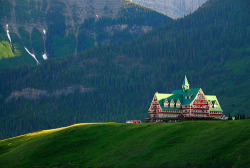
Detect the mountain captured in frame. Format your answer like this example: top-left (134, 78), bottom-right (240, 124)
top-left (0, 121), bottom-right (249, 168)
top-left (130, 0), bottom-right (208, 19)
top-left (0, 0), bottom-right (172, 67)
top-left (0, 0), bottom-right (249, 140)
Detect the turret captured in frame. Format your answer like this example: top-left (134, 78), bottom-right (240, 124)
top-left (182, 75), bottom-right (190, 92)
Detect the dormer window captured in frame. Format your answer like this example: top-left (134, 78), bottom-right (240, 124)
top-left (214, 101), bottom-right (218, 109)
top-left (208, 101), bottom-right (212, 108)
top-left (164, 99), bottom-right (169, 107)
top-left (176, 99), bottom-right (181, 108)
top-left (170, 99), bottom-right (175, 108)
top-left (189, 93), bottom-right (193, 99)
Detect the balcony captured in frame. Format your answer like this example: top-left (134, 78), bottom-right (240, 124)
top-left (196, 99), bottom-right (206, 101)
top-left (192, 107), bottom-right (209, 110)
top-left (193, 103), bottom-right (207, 105)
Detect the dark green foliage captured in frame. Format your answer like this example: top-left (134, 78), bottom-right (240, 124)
top-left (0, 0), bottom-right (249, 139)
top-left (45, 1), bottom-right (67, 58)
top-left (18, 27), bottom-right (32, 51)
top-left (0, 121), bottom-right (249, 168)
top-left (77, 32), bottom-right (95, 52)
top-left (31, 28), bottom-right (44, 62)
top-left (0, 25), bottom-right (8, 42)
top-left (119, 3), bottom-right (169, 26)
top-left (45, 1), bottom-right (66, 37)
top-left (0, 0), bottom-right (12, 20)
top-left (14, 0), bottom-right (45, 24)
top-left (0, 0), bottom-right (171, 62)
top-left (76, 7), bottom-right (171, 53)
top-left (50, 34), bottom-right (76, 58)
top-left (235, 113), bottom-right (247, 120)
top-left (41, 0), bottom-right (48, 12)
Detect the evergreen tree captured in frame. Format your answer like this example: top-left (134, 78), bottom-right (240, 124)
top-left (242, 114), bottom-right (246, 119)
top-left (235, 114), bottom-right (238, 120)
top-left (240, 114), bottom-right (243, 120)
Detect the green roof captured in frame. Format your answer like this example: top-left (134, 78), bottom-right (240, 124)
top-left (155, 93), bottom-right (173, 101)
top-left (171, 90), bottom-right (183, 94)
top-left (171, 88), bottom-right (201, 105)
top-left (155, 92), bottom-right (223, 111)
top-left (153, 79), bottom-right (223, 112)
top-left (155, 88), bottom-right (201, 109)
top-left (156, 93), bottom-right (183, 110)
top-left (206, 95), bottom-right (223, 112)
top-left (182, 75), bottom-right (189, 86)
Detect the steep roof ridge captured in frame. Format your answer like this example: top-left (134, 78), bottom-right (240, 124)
top-left (205, 95), bottom-right (223, 111)
top-left (155, 93), bottom-right (174, 101)
top-left (182, 88), bottom-right (201, 105)
top-left (182, 75), bottom-right (189, 86)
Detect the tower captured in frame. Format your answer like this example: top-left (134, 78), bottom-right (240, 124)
top-left (182, 75), bottom-right (190, 92)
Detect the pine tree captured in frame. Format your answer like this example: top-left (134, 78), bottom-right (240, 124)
top-left (242, 114), bottom-right (246, 119)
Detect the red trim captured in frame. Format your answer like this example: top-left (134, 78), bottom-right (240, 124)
top-left (193, 103), bottom-right (208, 105)
top-left (184, 116), bottom-right (214, 119)
top-left (190, 108), bottom-right (209, 110)
top-left (160, 112), bottom-right (182, 114)
top-left (196, 99), bottom-right (206, 101)
top-left (191, 112), bottom-right (209, 114)
top-left (149, 112), bottom-right (182, 115)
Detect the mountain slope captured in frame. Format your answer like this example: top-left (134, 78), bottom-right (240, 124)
top-left (0, 121), bottom-right (249, 168)
top-left (0, 0), bottom-right (172, 67)
top-left (0, 0), bottom-right (249, 139)
top-left (131, 0), bottom-right (208, 19)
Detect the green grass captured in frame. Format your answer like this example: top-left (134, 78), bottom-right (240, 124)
top-left (0, 41), bottom-right (14, 59)
top-left (0, 120), bottom-right (249, 168)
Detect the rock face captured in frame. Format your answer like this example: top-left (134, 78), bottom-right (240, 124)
top-left (1, 0), bottom-right (124, 34)
top-left (130, 0), bottom-right (209, 19)
top-left (0, 0), bottom-right (171, 67)
top-left (5, 85), bottom-right (94, 102)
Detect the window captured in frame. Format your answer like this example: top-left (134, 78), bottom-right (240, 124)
top-left (214, 101), bottom-right (218, 109)
top-left (164, 99), bottom-right (169, 107)
top-left (176, 99), bottom-right (181, 108)
top-left (170, 99), bottom-right (175, 108)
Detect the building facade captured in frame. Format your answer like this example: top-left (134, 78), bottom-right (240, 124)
top-left (145, 76), bottom-right (224, 122)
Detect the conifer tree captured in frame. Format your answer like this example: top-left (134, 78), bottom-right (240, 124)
top-left (242, 114), bottom-right (246, 119)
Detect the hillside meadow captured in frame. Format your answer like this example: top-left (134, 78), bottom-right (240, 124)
top-left (0, 120), bottom-right (249, 168)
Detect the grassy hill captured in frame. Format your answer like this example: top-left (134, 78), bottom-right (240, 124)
top-left (0, 120), bottom-right (249, 168)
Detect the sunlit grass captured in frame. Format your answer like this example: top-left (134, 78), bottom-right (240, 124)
top-left (0, 123), bottom-right (113, 143)
top-left (0, 120), bottom-right (249, 168)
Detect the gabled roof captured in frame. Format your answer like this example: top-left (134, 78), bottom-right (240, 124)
top-left (155, 93), bottom-right (182, 110)
top-left (151, 76), bottom-right (223, 112)
top-left (155, 93), bottom-right (173, 101)
top-left (155, 88), bottom-right (200, 109)
top-left (206, 95), bottom-right (223, 112)
top-left (182, 75), bottom-right (189, 86)
top-left (171, 88), bottom-right (201, 105)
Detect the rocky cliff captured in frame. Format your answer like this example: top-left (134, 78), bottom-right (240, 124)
top-left (130, 0), bottom-right (209, 19)
top-left (0, 0), bottom-right (171, 67)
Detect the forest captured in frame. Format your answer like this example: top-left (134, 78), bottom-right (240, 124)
top-left (0, 0), bottom-right (249, 139)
